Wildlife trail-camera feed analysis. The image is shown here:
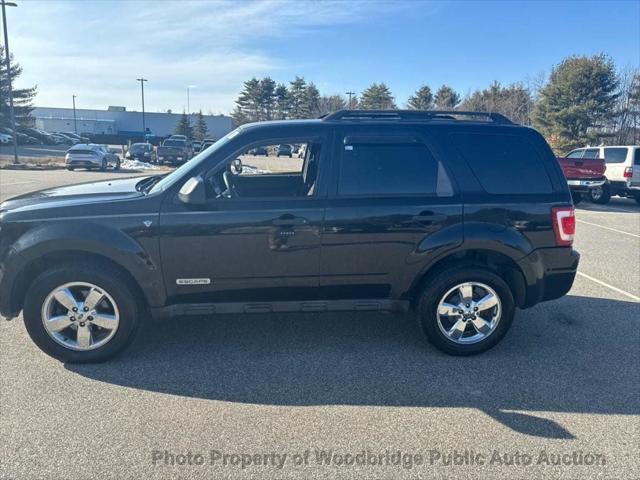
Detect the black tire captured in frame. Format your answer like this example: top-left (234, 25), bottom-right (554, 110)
top-left (22, 262), bottom-right (144, 363)
top-left (66, 166), bottom-right (74, 171)
top-left (571, 191), bottom-right (583, 205)
top-left (635, 194), bottom-right (640, 205)
top-left (100, 159), bottom-right (107, 171)
top-left (417, 267), bottom-right (515, 355)
top-left (589, 184), bottom-right (611, 204)
top-left (114, 157), bottom-right (121, 170)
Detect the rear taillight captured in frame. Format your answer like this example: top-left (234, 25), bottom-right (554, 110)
top-left (624, 167), bottom-right (632, 178)
top-left (551, 206), bottom-right (575, 246)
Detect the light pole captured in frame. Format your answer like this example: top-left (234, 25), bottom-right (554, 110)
top-left (2, 0), bottom-right (19, 165)
top-left (136, 78), bottom-right (147, 138)
top-left (72, 94), bottom-right (77, 134)
top-left (346, 91), bottom-right (355, 110)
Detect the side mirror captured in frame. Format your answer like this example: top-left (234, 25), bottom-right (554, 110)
top-left (231, 158), bottom-right (243, 174)
top-left (178, 176), bottom-right (207, 205)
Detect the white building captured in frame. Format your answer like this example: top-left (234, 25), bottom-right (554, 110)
top-left (33, 106), bottom-right (234, 139)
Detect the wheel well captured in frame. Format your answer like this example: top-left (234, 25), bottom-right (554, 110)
top-left (11, 251), bottom-right (147, 315)
top-left (409, 250), bottom-right (527, 308)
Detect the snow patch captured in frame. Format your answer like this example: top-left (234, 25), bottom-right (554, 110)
top-left (120, 159), bottom-right (159, 170)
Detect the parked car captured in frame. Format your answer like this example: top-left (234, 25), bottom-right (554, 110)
top-left (169, 134), bottom-right (187, 141)
top-left (50, 133), bottom-right (76, 145)
top-left (0, 133), bottom-right (12, 144)
top-left (17, 127), bottom-right (59, 145)
top-left (157, 138), bottom-right (191, 165)
top-left (60, 132), bottom-right (91, 143)
top-left (276, 144), bottom-right (292, 157)
top-left (126, 142), bottom-right (155, 163)
top-left (192, 140), bottom-right (202, 152)
top-left (0, 127), bottom-right (38, 145)
top-left (52, 132), bottom-right (80, 145)
top-left (249, 145), bottom-right (268, 156)
top-left (65, 144), bottom-right (121, 171)
top-left (564, 146), bottom-right (640, 204)
top-left (199, 139), bottom-right (216, 153)
top-left (556, 154), bottom-right (606, 204)
top-left (0, 110), bottom-right (579, 362)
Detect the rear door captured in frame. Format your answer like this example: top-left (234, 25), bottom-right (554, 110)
top-left (630, 148), bottom-right (640, 189)
top-left (319, 125), bottom-right (463, 301)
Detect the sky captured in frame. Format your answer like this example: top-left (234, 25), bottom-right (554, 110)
top-left (5, 0), bottom-right (640, 115)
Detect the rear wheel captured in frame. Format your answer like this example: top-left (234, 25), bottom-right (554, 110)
top-left (589, 184), bottom-right (611, 204)
top-left (23, 262), bottom-right (143, 363)
top-left (114, 157), bottom-right (121, 170)
top-left (417, 267), bottom-right (515, 355)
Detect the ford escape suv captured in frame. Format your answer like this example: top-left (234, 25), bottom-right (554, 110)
top-left (0, 110), bottom-right (579, 362)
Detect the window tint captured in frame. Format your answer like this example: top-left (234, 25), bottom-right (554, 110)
top-left (603, 147), bottom-right (628, 163)
top-left (583, 149), bottom-right (600, 159)
top-left (452, 133), bottom-right (552, 194)
top-left (566, 150), bottom-right (584, 158)
top-left (338, 140), bottom-right (452, 196)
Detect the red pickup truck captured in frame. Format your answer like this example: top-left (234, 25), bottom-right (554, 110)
top-left (557, 156), bottom-right (606, 204)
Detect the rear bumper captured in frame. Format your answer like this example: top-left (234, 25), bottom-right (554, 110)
top-left (567, 177), bottom-right (605, 192)
top-left (517, 247), bottom-right (579, 308)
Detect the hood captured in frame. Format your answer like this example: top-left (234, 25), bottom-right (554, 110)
top-left (0, 176), bottom-right (148, 213)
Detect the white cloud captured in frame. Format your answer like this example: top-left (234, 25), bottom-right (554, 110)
top-left (8, 0), bottom-right (408, 113)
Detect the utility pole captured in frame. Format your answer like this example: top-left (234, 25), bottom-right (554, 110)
top-left (136, 78), bottom-right (147, 138)
top-left (187, 86), bottom-right (190, 114)
top-left (2, 0), bottom-right (19, 165)
top-left (346, 91), bottom-right (355, 110)
top-left (72, 95), bottom-right (77, 134)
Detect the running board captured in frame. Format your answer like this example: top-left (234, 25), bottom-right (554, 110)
top-left (151, 299), bottom-right (409, 319)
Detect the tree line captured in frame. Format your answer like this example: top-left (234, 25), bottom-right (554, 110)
top-left (232, 54), bottom-right (640, 152)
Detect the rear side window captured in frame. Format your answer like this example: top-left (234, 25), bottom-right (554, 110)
top-left (566, 150), bottom-right (584, 158)
top-left (635, 148), bottom-right (640, 165)
top-left (338, 139), bottom-right (453, 196)
top-left (451, 133), bottom-right (552, 194)
top-left (603, 147), bottom-right (628, 163)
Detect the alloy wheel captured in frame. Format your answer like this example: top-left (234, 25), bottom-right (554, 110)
top-left (436, 282), bottom-right (502, 344)
top-left (41, 282), bottom-right (120, 351)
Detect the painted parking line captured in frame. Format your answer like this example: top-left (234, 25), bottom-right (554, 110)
top-left (576, 219), bottom-right (640, 238)
top-left (577, 271), bottom-right (640, 302)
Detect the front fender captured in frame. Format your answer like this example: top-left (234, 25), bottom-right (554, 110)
top-left (1, 220), bottom-right (165, 317)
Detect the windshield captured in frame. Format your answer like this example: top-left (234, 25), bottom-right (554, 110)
top-left (130, 143), bottom-right (148, 152)
top-left (148, 127), bottom-right (242, 194)
top-left (162, 139), bottom-right (185, 147)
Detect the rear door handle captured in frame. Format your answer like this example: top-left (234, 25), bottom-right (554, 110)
top-left (272, 216), bottom-right (308, 226)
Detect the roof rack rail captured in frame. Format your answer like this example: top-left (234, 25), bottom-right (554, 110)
top-left (321, 110), bottom-right (514, 124)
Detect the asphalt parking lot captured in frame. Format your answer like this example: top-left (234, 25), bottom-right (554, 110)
top-left (1, 169), bottom-right (639, 480)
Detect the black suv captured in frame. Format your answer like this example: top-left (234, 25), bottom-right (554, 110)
top-left (0, 110), bottom-right (579, 362)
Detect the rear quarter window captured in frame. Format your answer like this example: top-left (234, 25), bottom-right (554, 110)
top-left (603, 147), bottom-right (628, 163)
top-left (451, 132), bottom-right (552, 194)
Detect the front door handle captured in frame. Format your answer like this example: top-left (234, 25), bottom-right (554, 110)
top-left (272, 216), bottom-right (308, 226)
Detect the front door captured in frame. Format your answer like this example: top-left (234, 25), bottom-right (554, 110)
top-left (159, 136), bottom-right (328, 304)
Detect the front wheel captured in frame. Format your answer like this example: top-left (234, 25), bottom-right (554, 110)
top-left (23, 262), bottom-right (143, 363)
top-left (417, 267), bottom-right (515, 355)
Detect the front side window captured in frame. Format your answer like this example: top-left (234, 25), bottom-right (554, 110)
top-left (206, 140), bottom-right (322, 199)
top-left (603, 147), bottom-right (628, 163)
top-left (338, 138), bottom-right (453, 196)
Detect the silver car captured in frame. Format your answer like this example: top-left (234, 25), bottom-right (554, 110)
top-left (65, 144), bottom-right (121, 171)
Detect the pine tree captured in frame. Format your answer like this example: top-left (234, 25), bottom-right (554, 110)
top-left (0, 46), bottom-right (37, 128)
top-left (434, 85), bottom-right (461, 109)
top-left (232, 78), bottom-right (262, 124)
top-left (305, 82), bottom-right (321, 117)
top-left (532, 54), bottom-right (619, 152)
top-left (407, 86), bottom-right (433, 110)
top-left (259, 77), bottom-right (276, 121)
top-left (289, 76), bottom-right (308, 119)
top-left (359, 83), bottom-right (396, 110)
top-left (192, 110), bottom-right (209, 141)
top-left (274, 84), bottom-right (289, 120)
top-left (174, 111), bottom-right (192, 138)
